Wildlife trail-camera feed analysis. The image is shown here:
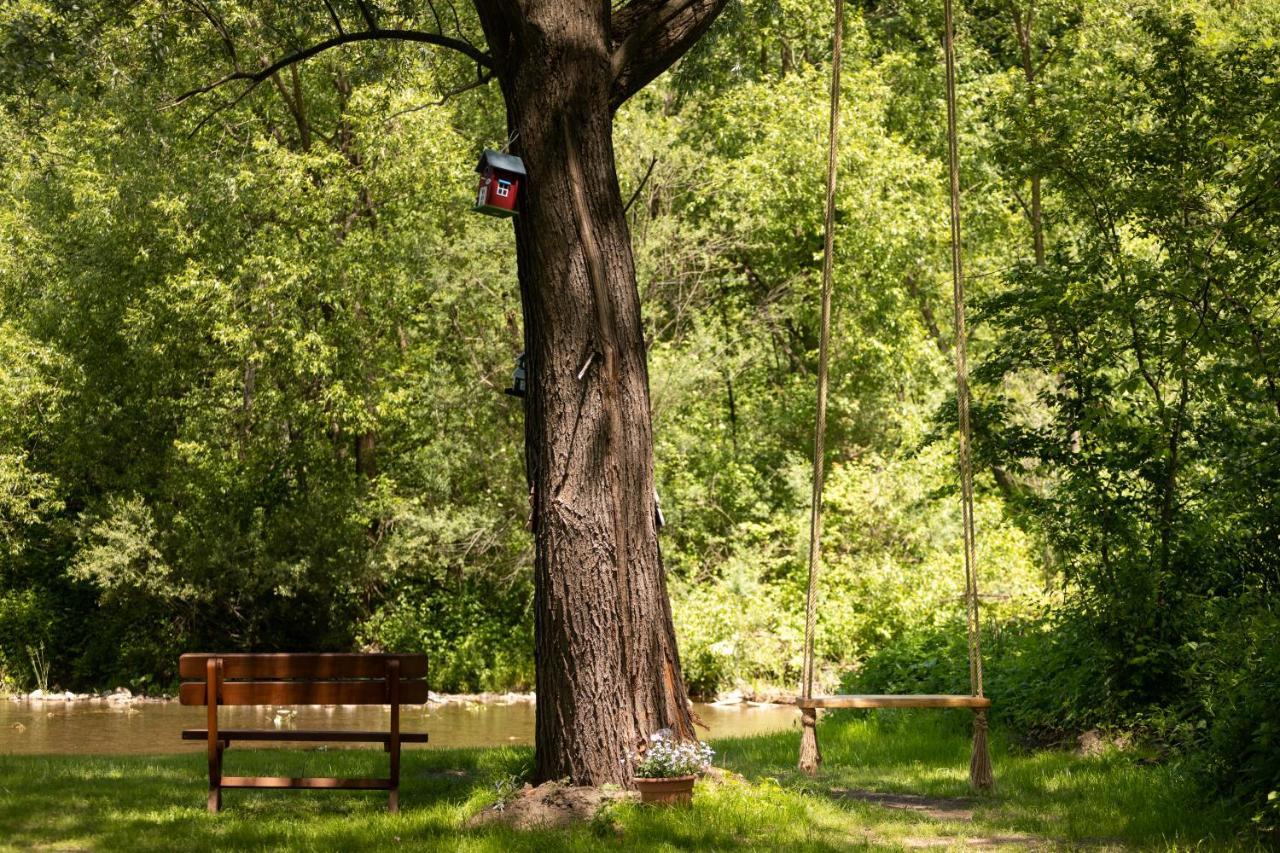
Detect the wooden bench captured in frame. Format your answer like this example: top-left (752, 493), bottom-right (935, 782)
top-left (179, 653), bottom-right (428, 813)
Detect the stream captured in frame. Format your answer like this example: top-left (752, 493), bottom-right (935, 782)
top-left (0, 697), bottom-right (798, 755)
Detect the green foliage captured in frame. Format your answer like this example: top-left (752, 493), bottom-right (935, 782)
top-left (670, 447), bottom-right (1041, 698)
top-left (0, 13), bottom-right (527, 691)
top-left (846, 611), bottom-right (1133, 739)
top-left (358, 577), bottom-right (534, 693)
top-left (1195, 599), bottom-right (1280, 831)
top-left (69, 495), bottom-right (186, 603)
top-left (0, 587), bottom-right (55, 689)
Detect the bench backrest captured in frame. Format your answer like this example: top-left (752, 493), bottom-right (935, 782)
top-left (178, 653), bottom-right (428, 706)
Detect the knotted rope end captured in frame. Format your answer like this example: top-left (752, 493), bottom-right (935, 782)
top-left (969, 708), bottom-right (995, 791)
top-left (798, 707), bottom-right (823, 775)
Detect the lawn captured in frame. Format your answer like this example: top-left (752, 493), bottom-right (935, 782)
top-left (0, 712), bottom-right (1257, 851)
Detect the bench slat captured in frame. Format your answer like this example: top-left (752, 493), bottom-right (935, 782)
top-left (220, 776), bottom-right (393, 790)
top-left (179, 680), bottom-right (429, 706)
top-left (182, 729), bottom-right (428, 743)
top-left (179, 653), bottom-right (427, 680)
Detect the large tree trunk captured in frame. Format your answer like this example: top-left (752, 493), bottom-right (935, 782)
top-left (173, 0), bottom-right (727, 790)
top-left (486, 2), bottom-right (695, 785)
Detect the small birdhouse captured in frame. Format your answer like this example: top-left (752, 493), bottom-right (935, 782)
top-left (474, 150), bottom-right (526, 218)
top-left (504, 352), bottom-right (528, 397)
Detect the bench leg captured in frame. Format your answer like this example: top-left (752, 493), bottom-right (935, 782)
top-left (387, 659), bottom-right (401, 813)
top-left (206, 657), bottom-right (223, 813)
top-left (388, 744), bottom-right (400, 813)
top-left (208, 741), bottom-right (223, 813)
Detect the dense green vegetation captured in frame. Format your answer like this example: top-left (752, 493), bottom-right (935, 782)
top-left (1, 0), bottom-right (1277, 833)
top-left (0, 714), bottom-right (1254, 850)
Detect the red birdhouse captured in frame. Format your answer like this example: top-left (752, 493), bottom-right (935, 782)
top-left (474, 150), bottom-right (526, 218)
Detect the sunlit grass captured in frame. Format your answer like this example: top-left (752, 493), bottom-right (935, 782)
top-left (0, 713), bottom-right (1258, 851)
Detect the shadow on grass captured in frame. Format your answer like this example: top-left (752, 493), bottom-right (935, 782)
top-left (0, 715), bottom-right (1259, 851)
top-left (716, 710), bottom-right (1256, 850)
top-left (0, 746), bottom-right (863, 852)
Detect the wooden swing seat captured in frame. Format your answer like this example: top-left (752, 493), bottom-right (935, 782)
top-left (795, 694), bottom-right (990, 710)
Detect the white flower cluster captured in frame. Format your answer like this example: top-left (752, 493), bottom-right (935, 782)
top-left (626, 730), bottom-right (715, 778)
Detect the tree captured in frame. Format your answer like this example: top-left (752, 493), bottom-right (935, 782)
top-left (977, 6), bottom-right (1280, 706)
top-left (166, 0), bottom-right (730, 785)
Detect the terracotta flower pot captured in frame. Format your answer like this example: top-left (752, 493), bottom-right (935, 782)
top-left (634, 774), bottom-right (696, 805)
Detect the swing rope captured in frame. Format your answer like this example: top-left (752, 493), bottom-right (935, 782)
top-left (944, 0), bottom-right (994, 789)
top-left (800, 0), bottom-right (844, 707)
top-left (797, 0), bottom-right (994, 791)
top-left (797, 0), bottom-right (843, 776)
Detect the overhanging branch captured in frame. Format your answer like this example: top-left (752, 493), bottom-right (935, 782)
top-left (173, 27), bottom-right (493, 106)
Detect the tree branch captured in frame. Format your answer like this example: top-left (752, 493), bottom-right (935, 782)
top-left (354, 0), bottom-right (379, 30)
top-left (184, 0), bottom-right (239, 67)
top-left (321, 0), bottom-right (346, 35)
top-left (385, 69), bottom-right (495, 121)
top-left (610, 0), bottom-right (729, 110)
top-left (622, 155), bottom-right (658, 214)
top-left (173, 27), bottom-right (492, 106)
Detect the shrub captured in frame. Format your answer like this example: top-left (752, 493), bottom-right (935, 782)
top-left (845, 608), bottom-right (1156, 743)
top-left (0, 588), bottom-right (55, 691)
top-left (1196, 601), bottom-right (1280, 831)
top-left (358, 578), bottom-right (534, 693)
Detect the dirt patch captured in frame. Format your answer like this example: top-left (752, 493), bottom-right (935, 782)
top-left (831, 789), bottom-right (1055, 848)
top-left (415, 769), bottom-right (474, 781)
top-left (899, 834), bottom-right (1045, 849)
top-left (1076, 729), bottom-right (1132, 757)
top-left (830, 789), bottom-right (976, 821)
top-left (702, 765), bottom-right (748, 785)
top-left (465, 781), bottom-right (637, 830)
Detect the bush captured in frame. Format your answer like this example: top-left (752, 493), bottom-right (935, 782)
top-left (358, 578), bottom-right (534, 694)
top-left (1197, 601), bottom-right (1280, 831)
top-left (0, 588), bottom-right (57, 691)
top-left (846, 592), bottom-right (1280, 835)
top-left (844, 608), bottom-right (1167, 744)
top-left (669, 452), bottom-right (1045, 700)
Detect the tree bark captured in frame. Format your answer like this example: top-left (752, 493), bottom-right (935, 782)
top-left (480, 0), bottom-right (697, 785)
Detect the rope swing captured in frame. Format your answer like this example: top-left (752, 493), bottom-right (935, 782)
top-left (796, 0), bottom-right (995, 791)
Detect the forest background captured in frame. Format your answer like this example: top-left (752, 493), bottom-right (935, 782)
top-left (1, 0), bottom-right (1277, 830)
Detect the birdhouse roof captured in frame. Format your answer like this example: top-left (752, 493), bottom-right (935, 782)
top-left (476, 150), bottom-right (527, 176)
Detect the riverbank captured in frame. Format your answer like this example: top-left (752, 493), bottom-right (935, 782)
top-left (0, 712), bottom-right (1255, 850)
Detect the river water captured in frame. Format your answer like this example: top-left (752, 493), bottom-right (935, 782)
top-left (0, 698), bottom-right (798, 755)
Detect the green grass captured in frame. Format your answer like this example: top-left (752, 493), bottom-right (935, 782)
top-left (0, 712), bottom-right (1258, 851)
